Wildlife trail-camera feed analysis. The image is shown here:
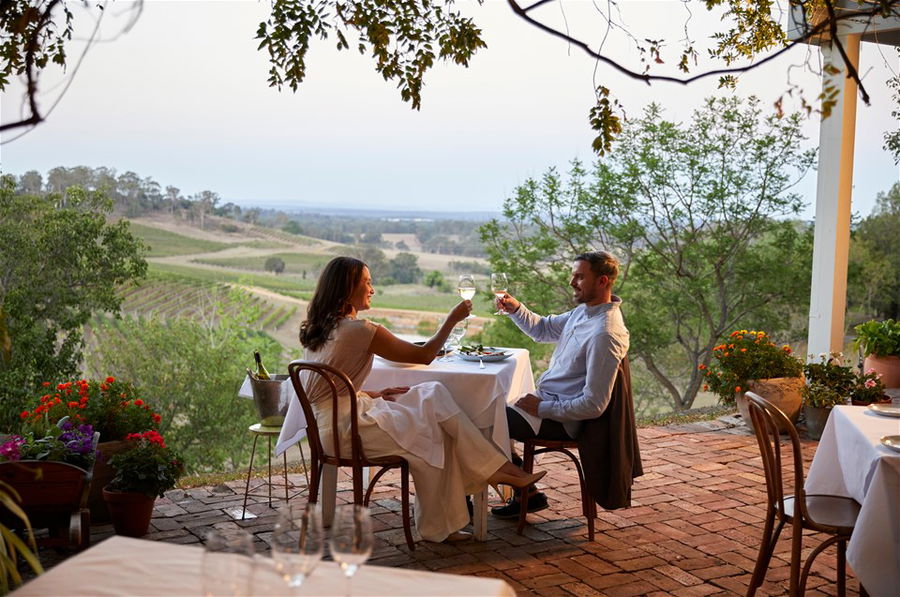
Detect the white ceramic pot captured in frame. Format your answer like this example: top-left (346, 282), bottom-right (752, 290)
top-left (735, 376), bottom-right (804, 432)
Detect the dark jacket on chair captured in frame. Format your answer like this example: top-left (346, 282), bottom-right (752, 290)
top-left (577, 356), bottom-right (643, 510)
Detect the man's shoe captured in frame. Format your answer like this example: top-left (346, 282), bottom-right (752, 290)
top-left (490, 492), bottom-right (549, 519)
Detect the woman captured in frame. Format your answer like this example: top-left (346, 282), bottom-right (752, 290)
top-left (298, 256), bottom-right (545, 543)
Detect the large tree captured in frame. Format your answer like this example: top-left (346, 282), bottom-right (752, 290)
top-left (0, 175), bottom-right (148, 429)
top-left (480, 97), bottom-right (815, 411)
top-left (2, 0), bottom-right (896, 150)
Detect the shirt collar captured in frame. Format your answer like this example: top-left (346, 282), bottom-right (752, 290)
top-left (583, 295), bottom-right (622, 317)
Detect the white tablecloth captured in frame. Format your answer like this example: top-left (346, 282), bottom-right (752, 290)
top-left (276, 349), bottom-right (535, 458)
top-left (364, 348), bottom-right (536, 459)
top-left (11, 536), bottom-right (515, 596)
top-left (805, 405), bottom-right (900, 597)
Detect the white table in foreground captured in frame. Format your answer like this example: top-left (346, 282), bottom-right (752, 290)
top-left (805, 405), bottom-right (900, 597)
top-left (11, 536), bottom-right (516, 597)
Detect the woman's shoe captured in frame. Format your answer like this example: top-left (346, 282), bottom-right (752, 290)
top-left (443, 530), bottom-right (473, 543)
top-left (487, 469), bottom-right (547, 492)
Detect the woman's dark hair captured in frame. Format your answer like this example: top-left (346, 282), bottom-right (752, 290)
top-left (299, 256), bottom-right (366, 352)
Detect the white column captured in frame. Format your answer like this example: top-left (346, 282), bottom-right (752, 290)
top-left (807, 34), bottom-right (860, 358)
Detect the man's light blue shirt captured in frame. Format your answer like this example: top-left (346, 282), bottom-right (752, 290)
top-left (508, 296), bottom-right (629, 434)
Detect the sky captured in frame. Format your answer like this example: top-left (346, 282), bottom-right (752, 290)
top-left (1, 0), bottom-right (897, 219)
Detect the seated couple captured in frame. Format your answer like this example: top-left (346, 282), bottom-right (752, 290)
top-left (298, 256), bottom-right (545, 543)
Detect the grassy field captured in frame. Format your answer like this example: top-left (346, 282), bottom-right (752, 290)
top-left (129, 222), bottom-right (230, 257)
top-left (193, 251), bottom-right (331, 275)
top-left (149, 262), bottom-right (317, 295)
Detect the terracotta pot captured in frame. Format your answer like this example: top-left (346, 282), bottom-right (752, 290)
top-left (102, 487), bottom-right (155, 537)
top-left (803, 405), bottom-right (832, 441)
top-left (735, 376), bottom-right (803, 433)
top-left (863, 355), bottom-right (900, 389)
top-left (89, 440), bottom-right (130, 523)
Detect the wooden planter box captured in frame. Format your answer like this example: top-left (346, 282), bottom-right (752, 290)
top-left (0, 460), bottom-right (92, 551)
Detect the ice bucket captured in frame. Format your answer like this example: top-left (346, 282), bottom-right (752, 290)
top-left (249, 374), bottom-right (289, 427)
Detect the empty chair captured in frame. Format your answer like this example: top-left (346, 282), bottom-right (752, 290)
top-left (745, 391), bottom-right (864, 597)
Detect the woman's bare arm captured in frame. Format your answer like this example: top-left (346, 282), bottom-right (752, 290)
top-left (367, 300), bottom-right (471, 364)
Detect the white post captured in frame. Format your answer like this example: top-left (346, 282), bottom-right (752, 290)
top-left (807, 34), bottom-right (860, 359)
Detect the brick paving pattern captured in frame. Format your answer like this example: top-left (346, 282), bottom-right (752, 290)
top-left (43, 418), bottom-right (866, 596)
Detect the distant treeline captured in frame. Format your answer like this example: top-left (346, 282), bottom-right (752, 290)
top-left (12, 166), bottom-right (486, 257)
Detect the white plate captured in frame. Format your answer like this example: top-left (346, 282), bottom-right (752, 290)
top-left (867, 404), bottom-right (900, 418)
top-left (881, 435), bottom-right (900, 453)
top-left (457, 350), bottom-right (512, 363)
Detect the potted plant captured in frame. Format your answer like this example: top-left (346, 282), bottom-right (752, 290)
top-left (19, 376), bottom-right (163, 522)
top-left (102, 430), bottom-right (184, 538)
top-left (848, 368), bottom-right (888, 406)
top-left (0, 418), bottom-right (99, 551)
top-left (702, 329), bottom-right (804, 430)
top-left (1, 481), bottom-right (44, 593)
top-left (852, 319), bottom-right (900, 389)
top-left (801, 353), bottom-right (854, 440)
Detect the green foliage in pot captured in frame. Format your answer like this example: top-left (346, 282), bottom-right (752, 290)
top-left (852, 319), bottom-right (900, 358)
top-left (0, 482), bottom-right (43, 594)
top-left (701, 329), bottom-right (802, 405)
top-left (107, 431), bottom-right (185, 498)
top-left (802, 353), bottom-right (854, 408)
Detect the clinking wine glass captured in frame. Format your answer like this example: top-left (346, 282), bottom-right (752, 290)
top-left (491, 273), bottom-right (509, 315)
top-left (457, 274), bottom-right (476, 319)
top-left (329, 505), bottom-right (373, 596)
top-left (271, 503), bottom-right (324, 590)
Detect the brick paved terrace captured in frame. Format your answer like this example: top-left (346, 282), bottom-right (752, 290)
top-left (44, 418), bottom-right (866, 596)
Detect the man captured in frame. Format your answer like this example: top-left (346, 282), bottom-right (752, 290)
top-left (491, 250), bottom-right (631, 518)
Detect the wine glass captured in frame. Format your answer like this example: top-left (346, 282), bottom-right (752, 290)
top-left (329, 505), bottom-right (373, 596)
top-left (271, 503), bottom-right (324, 590)
top-left (202, 527), bottom-right (255, 597)
top-left (440, 320), bottom-right (468, 361)
top-left (457, 274), bottom-right (476, 319)
top-left (491, 273), bottom-right (509, 315)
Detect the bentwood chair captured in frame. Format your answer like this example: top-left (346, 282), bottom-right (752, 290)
top-left (516, 437), bottom-right (596, 540)
top-left (287, 360), bottom-right (415, 550)
top-left (745, 392), bottom-right (865, 597)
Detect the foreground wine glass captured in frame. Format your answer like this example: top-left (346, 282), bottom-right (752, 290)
top-left (271, 503), bottom-right (324, 590)
top-left (491, 273), bottom-right (509, 315)
top-left (329, 505), bottom-right (373, 596)
top-left (202, 528), bottom-right (255, 597)
top-left (457, 274), bottom-right (476, 319)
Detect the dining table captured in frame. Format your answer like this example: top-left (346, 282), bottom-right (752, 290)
top-left (275, 347), bottom-right (535, 541)
top-left (10, 535), bottom-right (516, 596)
top-left (804, 404), bottom-right (900, 597)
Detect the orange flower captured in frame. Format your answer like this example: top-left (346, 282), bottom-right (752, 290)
top-left (105, 376), bottom-right (115, 383)
top-left (41, 381), bottom-right (50, 387)
top-left (740, 348), bottom-right (747, 352)
top-left (67, 401), bottom-right (78, 407)
top-left (703, 384), bottom-right (709, 391)
top-left (134, 399), bottom-right (144, 406)
top-left (735, 386), bottom-right (742, 393)
top-left (100, 383), bottom-right (109, 391)
top-left (20, 410), bottom-right (29, 419)
top-left (698, 364), bottom-right (707, 370)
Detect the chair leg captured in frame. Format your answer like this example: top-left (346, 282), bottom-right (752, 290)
top-left (242, 434), bottom-right (261, 520)
top-left (789, 518), bottom-right (803, 597)
top-left (836, 539), bottom-right (847, 597)
top-left (266, 435), bottom-right (274, 507)
top-left (569, 455), bottom-right (594, 541)
top-left (297, 440), bottom-right (310, 489)
top-left (516, 442), bottom-right (536, 536)
top-left (746, 510), bottom-right (782, 597)
top-left (282, 450), bottom-right (289, 504)
top-left (401, 464), bottom-right (415, 551)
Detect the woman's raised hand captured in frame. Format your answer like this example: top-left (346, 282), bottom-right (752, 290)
top-left (448, 300), bottom-right (472, 324)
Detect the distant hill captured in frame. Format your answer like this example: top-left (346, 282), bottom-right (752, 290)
top-left (236, 202), bottom-right (500, 222)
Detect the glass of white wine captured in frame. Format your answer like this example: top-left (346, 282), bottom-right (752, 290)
top-left (457, 274), bottom-right (476, 319)
top-left (329, 505), bottom-right (373, 597)
top-left (491, 273), bottom-right (509, 315)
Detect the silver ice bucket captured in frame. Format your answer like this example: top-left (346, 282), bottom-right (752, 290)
top-left (249, 374), bottom-right (289, 427)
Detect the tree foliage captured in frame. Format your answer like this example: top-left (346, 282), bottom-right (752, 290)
top-left (87, 288), bottom-right (283, 473)
top-left (848, 182), bottom-right (900, 320)
top-left (480, 97), bottom-right (816, 410)
top-left (0, 176), bottom-right (148, 429)
top-left (256, 0), bottom-right (486, 110)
